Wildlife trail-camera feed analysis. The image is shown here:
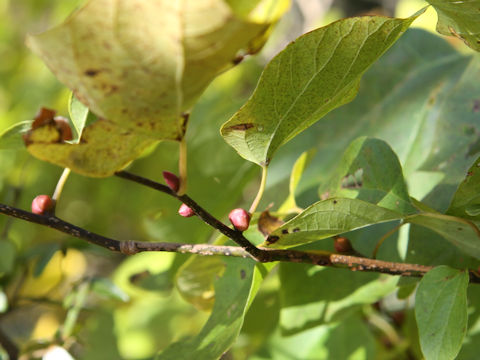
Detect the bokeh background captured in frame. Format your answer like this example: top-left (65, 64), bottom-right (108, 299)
top-left (0, 1), bottom-right (462, 359)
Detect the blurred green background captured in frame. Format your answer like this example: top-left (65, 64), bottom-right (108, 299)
top-left (0, 0), bottom-right (456, 359)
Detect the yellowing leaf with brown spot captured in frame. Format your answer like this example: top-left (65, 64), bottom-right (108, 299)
top-left (25, 0), bottom-right (288, 176)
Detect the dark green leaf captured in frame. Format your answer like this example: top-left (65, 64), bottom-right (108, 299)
top-left (279, 262), bottom-right (398, 334)
top-left (406, 213), bottom-right (480, 260)
top-left (415, 266), bottom-right (469, 360)
top-left (265, 198), bottom-right (402, 249)
top-left (447, 156), bottom-right (480, 225)
top-left (320, 137), bottom-right (415, 214)
top-left (0, 240), bottom-right (16, 276)
top-left (426, 0), bottom-right (480, 51)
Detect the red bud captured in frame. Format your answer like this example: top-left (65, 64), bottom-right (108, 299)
top-left (178, 203), bottom-right (195, 217)
top-left (32, 195), bottom-right (54, 215)
top-left (229, 208), bottom-right (251, 231)
top-left (163, 171), bottom-right (180, 192)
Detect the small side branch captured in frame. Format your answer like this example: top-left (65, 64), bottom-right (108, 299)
top-left (114, 171), bottom-right (266, 260)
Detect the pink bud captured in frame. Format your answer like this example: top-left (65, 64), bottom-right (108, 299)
top-left (178, 203), bottom-right (195, 217)
top-left (32, 195), bottom-right (54, 215)
top-left (163, 171), bottom-right (180, 192)
top-left (228, 208), bottom-right (251, 231)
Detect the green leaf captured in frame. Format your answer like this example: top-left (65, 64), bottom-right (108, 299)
top-left (406, 213), bottom-right (480, 260)
top-left (91, 278), bottom-right (129, 302)
top-left (426, 0), bottom-right (480, 52)
top-left (25, 0), bottom-right (286, 176)
top-left (447, 156), bottom-right (480, 225)
top-left (220, 13), bottom-right (421, 166)
top-left (258, 315), bottom-right (376, 360)
top-left (175, 255), bottom-right (225, 311)
top-left (278, 149), bottom-right (315, 213)
top-left (279, 262), bottom-right (398, 334)
top-left (319, 137), bottom-right (415, 214)
top-left (68, 93), bottom-right (96, 141)
top-left (0, 121), bottom-right (33, 150)
top-left (0, 240), bottom-right (16, 276)
top-left (157, 258), bottom-right (272, 359)
top-left (415, 266), bottom-right (469, 360)
top-left (264, 198), bottom-right (403, 249)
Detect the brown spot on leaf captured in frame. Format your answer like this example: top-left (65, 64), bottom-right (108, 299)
top-left (281, 229), bottom-right (289, 234)
top-left (240, 269), bottom-right (246, 279)
top-left (293, 228), bottom-right (300, 233)
top-left (473, 99), bottom-right (480, 113)
top-left (258, 211), bottom-right (284, 237)
top-left (225, 123), bottom-right (254, 131)
top-left (232, 54), bottom-right (244, 65)
top-left (85, 69), bottom-right (100, 77)
top-left (266, 235), bottom-right (279, 244)
top-left (333, 200), bottom-right (338, 204)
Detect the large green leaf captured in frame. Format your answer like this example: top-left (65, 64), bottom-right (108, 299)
top-left (25, 0), bottom-right (286, 176)
top-left (447, 156), bottom-right (480, 225)
top-left (406, 213), bottom-right (480, 260)
top-left (319, 137), bottom-right (415, 214)
top-left (426, 0), bottom-right (480, 52)
top-left (220, 12), bottom-right (421, 166)
top-left (252, 315), bottom-right (376, 360)
top-left (279, 262), bottom-right (398, 334)
top-left (157, 258), bottom-right (273, 359)
top-left (415, 266), bottom-right (469, 360)
top-left (263, 198), bottom-right (402, 249)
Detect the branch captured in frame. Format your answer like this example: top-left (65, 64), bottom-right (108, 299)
top-left (0, 202), bottom-right (479, 283)
top-left (114, 171), bottom-right (265, 260)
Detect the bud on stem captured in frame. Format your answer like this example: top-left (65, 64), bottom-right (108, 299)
top-left (229, 208), bottom-right (251, 232)
top-left (178, 203), bottom-right (195, 217)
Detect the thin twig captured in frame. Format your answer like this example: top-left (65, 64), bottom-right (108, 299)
top-left (114, 171), bottom-right (266, 260)
top-left (0, 201), bottom-right (479, 282)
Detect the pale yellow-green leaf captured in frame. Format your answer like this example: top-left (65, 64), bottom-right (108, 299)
top-left (25, 0), bottom-right (288, 176)
top-left (26, 119), bottom-right (156, 177)
top-left (278, 149), bottom-right (315, 213)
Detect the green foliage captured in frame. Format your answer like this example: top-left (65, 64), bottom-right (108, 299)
top-left (415, 266), bottom-right (469, 360)
top-left (266, 198), bottom-right (402, 248)
top-left (426, 0), bottom-right (480, 51)
top-left (1, 1), bottom-right (480, 359)
top-left (319, 137), bottom-right (415, 214)
top-left (220, 13), bottom-right (420, 166)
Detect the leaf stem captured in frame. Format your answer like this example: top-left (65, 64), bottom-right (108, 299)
top-left (249, 166), bottom-right (268, 214)
top-left (52, 168), bottom-right (71, 202)
top-left (177, 137), bottom-right (188, 195)
top-left (372, 222), bottom-right (404, 259)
